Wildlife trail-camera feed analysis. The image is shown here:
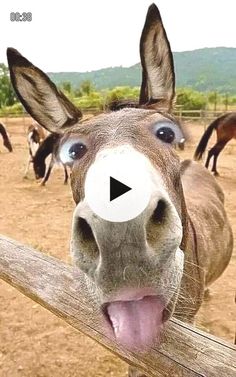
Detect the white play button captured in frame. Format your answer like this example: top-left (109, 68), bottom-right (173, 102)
top-left (84, 145), bottom-right (152, 222)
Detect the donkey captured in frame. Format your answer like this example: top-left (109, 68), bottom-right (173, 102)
top-left (24, 122), bottom-right (45, 177)
top-left (0, 123), bottom-right (13, 152)
top-left (33, 132), bottom-right (69, 185)
top-left (7, 4), bottom-right (233, 377)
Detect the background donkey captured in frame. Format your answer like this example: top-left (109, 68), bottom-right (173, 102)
top-left (24, 122), bottom-right (45, 178)
top-left (33, 133), bottom-right (69, 185)
top-left (7, 4), bottom-right (233, 377)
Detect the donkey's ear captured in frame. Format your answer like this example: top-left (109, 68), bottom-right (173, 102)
top-left (139, 4), bottom-right (175, 111)
top-left (7, 48), bottom-right (82, 133)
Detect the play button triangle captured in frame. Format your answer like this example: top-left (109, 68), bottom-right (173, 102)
top-left (110, 176), bottom-right (132, 201)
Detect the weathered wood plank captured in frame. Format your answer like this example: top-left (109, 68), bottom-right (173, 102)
top-left (0, 234), bottom-right (235, 377)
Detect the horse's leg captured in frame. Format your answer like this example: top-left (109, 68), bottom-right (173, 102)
top-left (24, 156), bottom-right (32, 178)
top-left (211, 141), bottom-right (227, 176)
top-left (40, 156), bottom-right (54, 186)
top-left (205, 147), bottom-right (214, 169)
top-left (63, 165), bottom-right (69, 185)
top-left (212, 153), bottom-right (220, 176)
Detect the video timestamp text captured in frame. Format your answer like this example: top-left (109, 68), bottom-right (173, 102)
top-left (10, 12), bottom-right (32, 22)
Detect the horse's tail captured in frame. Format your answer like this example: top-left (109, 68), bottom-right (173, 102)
top-left (194, 118), bottom-right (220, 160)
top-left (0, 123), bottom-right (13, 152)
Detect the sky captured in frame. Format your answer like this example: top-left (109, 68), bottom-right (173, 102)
top-left (1, 0), bottom-right (236, 72)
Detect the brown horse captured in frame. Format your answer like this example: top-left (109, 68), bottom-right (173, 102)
top-left (0, 123), bottom-right (13, 152)
top-left (7, 4), bottom-right (233, 377)
top-left (194, 112), bottom-right (236, 176)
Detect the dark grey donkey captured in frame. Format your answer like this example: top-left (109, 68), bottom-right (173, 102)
top-left (33, 133), bottom-right (69, 185)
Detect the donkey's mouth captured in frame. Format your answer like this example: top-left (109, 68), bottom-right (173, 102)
top-left (104, 295), bottom-right (165, 351)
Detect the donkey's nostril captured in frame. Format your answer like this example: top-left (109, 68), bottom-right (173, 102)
top-left (151, 199), bottom-right (167, 224)
top-left (73, 216), bottom-right (99, 266)
top-left (78, 217), bottom-right (94, 242)
top-left (76, 217), bottom-right (99, 257)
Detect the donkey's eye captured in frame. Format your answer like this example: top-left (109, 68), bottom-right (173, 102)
top-left (68, 143), bottom-right (87, 160)
top-left (59, 140), bottom-right (87, 165)
top-left (153, 122), bottom-right (184, 145)
top-left (156, 127), bottom-right (175, 143)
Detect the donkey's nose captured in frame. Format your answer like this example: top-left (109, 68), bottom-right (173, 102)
top-left (71, 144), bottom-right (183, 293)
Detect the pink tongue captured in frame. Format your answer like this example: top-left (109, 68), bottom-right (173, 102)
top-left (107, 296), bottom-right (164, 351)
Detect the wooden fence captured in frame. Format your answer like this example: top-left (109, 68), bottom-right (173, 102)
top-left (0, 234), bottom-right (235, 377)
top-left (1, 108), bottom-right (236, 124)
top-left (173, 109), bottom-right (236, 122)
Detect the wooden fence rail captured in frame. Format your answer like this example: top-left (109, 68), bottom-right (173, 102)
top-left (0, 234), bottom-right (235, 377)
top-left (173, 109), bottom-right (236, 121)
top-left (2, 109), bottom-right (236, 121)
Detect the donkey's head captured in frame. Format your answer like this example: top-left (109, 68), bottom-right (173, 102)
top-left (7, 4), bottom-right (187, 351)
top-left (33, 158), bottom-right (46, 180)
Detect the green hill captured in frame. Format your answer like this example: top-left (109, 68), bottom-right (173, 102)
top-left (48, 47), bottom-right (236, 93)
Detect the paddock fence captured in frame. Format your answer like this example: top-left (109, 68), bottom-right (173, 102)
top-left (2, 108), bottom-right (236, 126)
top-left (0, 234), bottom-right (235, 377)
top-left (173, 109), bottom-right (235, 122)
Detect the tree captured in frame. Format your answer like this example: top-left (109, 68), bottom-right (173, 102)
top-left (74, 87), bottom-right (83, 97)
top-left (0, 64), bottom-right (17, 108)
top-left (80, 80), bottom-right (94, 96)
top-left (60, 81), bottom-right (72, 93)
top-left (176, 88), bottom-right (207, 110)
top-left (105, 86), bottom-right (139, 104)
top-left (207, 91), bottom-right (218, 111)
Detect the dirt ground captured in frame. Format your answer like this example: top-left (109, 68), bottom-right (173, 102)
top-left (0, 117), bottom-right (235, 377)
